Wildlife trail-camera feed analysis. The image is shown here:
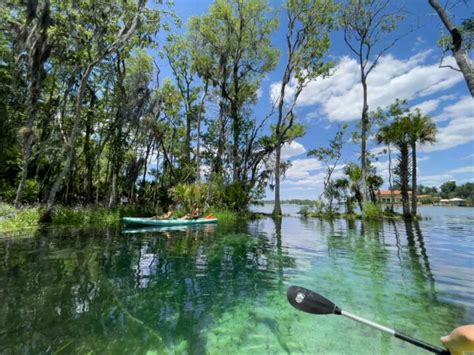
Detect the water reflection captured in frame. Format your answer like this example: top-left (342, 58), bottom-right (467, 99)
top-left (0, 215), bottom-right (472, 354)
top-left (0, 223), bottom-right (296, 353)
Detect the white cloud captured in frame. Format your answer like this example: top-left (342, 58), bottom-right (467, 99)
top-left (270, 51), bottom-right (464, 122)
top-left (285, 158), bottom-right (323, 180)
top-left (281, 141), bottom-right (306, 160)
top-left (419, 174), bottom-right (454, 186)
top-left (418, 156), bottom-right (431, 162)
top-left (449, 166), bottom-right (474, 174)
top-left (285, 171), bottom-right (326, 187)
top-left (413, 99), bottom-right (441, 115)
top-left (433, 95), bottom-right (474, 123)
top-left (413, 94), bottom-right (456, 115)
top-left (424, 96), bottom-right (474, 152)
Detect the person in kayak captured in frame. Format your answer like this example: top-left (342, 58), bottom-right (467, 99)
top-left (441, 325), bottom-right (474, 355)
top-left (154, 205), bottom-right (175, 220)
top-left (181, 203), bottom-right (201, 220)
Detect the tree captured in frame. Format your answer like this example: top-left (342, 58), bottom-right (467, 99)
top-left (43, 0), bottom-right (152, 218)
top-left (334, 177), bottom-right (353, 214)
top-left (307, 124), bottom-right (347, 213)
top-left (377, 100), bottom-right (412, 217)
top-left (340, 0), bottom-right (404, 207)
top-left (272, 0), bottom-right (337, 216)
top-left (376, 125), bottom-right (396, 211)
top-left (440, 181), bottom-right (456, 198)
top-left (188, 0), bottom-right (279, 182)
top-left (164, 34), bottom-right (201, 176)
top-left (8, 1), bottom-right (52, 208)
top-left (429, 0), bottom-right (474, 96)
top-left (343, 162), bottom-right (363, 212)
top-left (406, 109), bottom-right (437, 216)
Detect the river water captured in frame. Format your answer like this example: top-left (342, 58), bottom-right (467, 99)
top-left (0, 205), bottom-right (473, 354)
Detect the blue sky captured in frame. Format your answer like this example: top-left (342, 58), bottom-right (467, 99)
top-left (155, 0), bottom-right (473, 199)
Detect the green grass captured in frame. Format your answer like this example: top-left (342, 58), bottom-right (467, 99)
top-left (0, 203), bottom-right (257, 233)
top-left (0, 203), bottom-right (152, 233)
top-left (0, 203), bottom-right (42, 232)
top-left (207, 208), bottom-right (261, 223)
top-left (362, 202), bottom-right (383, 220)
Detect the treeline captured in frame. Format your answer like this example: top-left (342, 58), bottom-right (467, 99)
top-left (418, 182), bottom-right (474, 200)
top-left (0, 0), bottom-right (471, 221)
top-left (0, 0), bottom-right (289, 217)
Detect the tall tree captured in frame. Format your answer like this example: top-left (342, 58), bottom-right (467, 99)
top-left (9, 0), bottom-right (52, 208)
top-left (340, 0), bottom-right (404, 208)
top-left (407, 109), bottom-right (437, 216)
top-left (164, 34), bottom-right (200, 176)
top-left (189, 0), bottom-right (278, 182)
top-left (272, 0), bottom-right (337, 216)
top-left (376, 125), bottom-right (396, 211)
top-left (44, 0), bottom-right (151, 218)
top-left (428, 0), bottom-right (473, 96)
top-left (307, 124), bottom-right (347, 213)
top-left (377, 100), bottom-right (412, 218)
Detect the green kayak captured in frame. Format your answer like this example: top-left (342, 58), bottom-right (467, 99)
top-left (122, 217), bottom-right (218, 226)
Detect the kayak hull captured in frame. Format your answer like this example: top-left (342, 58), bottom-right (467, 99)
top-left (122, 217), bottom-right (218, 226)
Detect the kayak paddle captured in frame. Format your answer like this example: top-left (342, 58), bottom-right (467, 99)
top-left (287, 286), bottom-right (450, 354)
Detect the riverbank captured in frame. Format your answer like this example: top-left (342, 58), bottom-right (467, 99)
top-left (0, 203), bottom-right (257, 233)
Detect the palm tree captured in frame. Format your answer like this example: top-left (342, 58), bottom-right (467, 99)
top-left (377, 118), bottom-right (411, 218)
top-left (407, 110), bottom-right (437, 216)
top-left (334, 178), bottom-right (352, 214)
top-left (376, 126), bottom-right (395, 212)
top-left (343, 163), bottom-right (363, 212)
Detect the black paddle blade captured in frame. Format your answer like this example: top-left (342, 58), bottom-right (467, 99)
top-left (287, 286), bottom-right (340, 315)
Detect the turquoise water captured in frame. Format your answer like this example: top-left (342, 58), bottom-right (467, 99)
top-left (0, 206), bottom-right (473, 354)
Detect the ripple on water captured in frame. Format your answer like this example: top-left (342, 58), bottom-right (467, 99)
top-left (0, 206), bottom-right (473, 353)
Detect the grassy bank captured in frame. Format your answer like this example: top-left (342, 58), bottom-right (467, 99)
top-left (0, 203), bottom-right (149, 233)
top-left (0, 203), bottom-right (257, 233)
top-left (298, 202), bottom-right (406, 221)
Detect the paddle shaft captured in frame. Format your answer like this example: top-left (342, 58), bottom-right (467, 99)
top-left (338, 310), bottom-right (450, 354)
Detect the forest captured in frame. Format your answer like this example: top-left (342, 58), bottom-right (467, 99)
top-left (0, 0), bottom-right (472, 225)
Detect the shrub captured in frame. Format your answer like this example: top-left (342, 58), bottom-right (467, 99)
top-left (22, 179), bottom-right (40, 204)
top-left (362, 202), bottom-right (382, 220)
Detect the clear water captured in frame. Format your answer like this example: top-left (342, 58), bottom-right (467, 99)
top-left (0, 206), bottom-right (473, 354)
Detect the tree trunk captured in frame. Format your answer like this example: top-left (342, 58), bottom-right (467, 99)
top-left (213, 99), bottom-right (226, 177)
top-left (84, 89), bottom-right (96, 203)
top-left (360, 78), bottom-right (369, 207)
top-left (196, 80), bottom-right (208, 180)
top-left (14, 1), bottom-right (51, 208)
top-left (428, 0), bottom-right (474, 96)
top-left (185, 109), bottom-right (192, 170)
top-left (411, 141), bottom-right (417, 217)
top-left (388, 145), bottom-right (394, 212)
top-left (272, 143), bottom-right (282, 217)
top-left (399, 143), bottom-right (411, 218)
top-left (108, 170), bottom-right (118, 208)
top-left (44, 61), bottom-right (97, 219)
